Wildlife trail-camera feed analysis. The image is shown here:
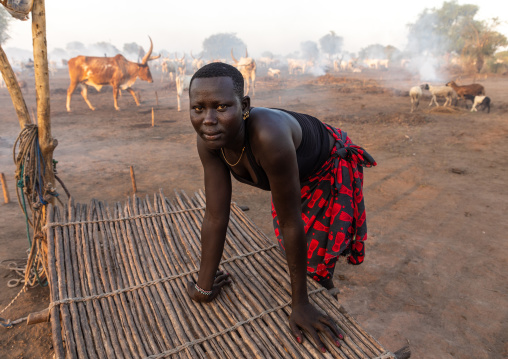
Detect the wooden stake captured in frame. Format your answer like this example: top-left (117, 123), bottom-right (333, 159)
top-left (155, 91), bottom-right (159, 107)
top-left (151, 107), bottom-right (154, 127)
top-left (129, 166), bottom-right (137, 193)
top-left (0, 173), bottom-right (10, 204)
top-left (27, 308), bottom-right (50, 325)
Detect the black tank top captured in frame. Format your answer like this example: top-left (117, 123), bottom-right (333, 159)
top-left (221, 108), bottom-right (330, 191)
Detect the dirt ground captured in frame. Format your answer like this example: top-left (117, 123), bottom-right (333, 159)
top-left (0, 67), bottom-right (507, 359)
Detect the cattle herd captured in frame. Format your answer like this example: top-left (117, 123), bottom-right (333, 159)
top-left (0, 38), bottom-right (492, 115)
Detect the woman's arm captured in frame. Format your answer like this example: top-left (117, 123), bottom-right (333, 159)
top-left (256, 119), bottom-right (344, 353)
top-left (187, 136), bottom-right (232, 302)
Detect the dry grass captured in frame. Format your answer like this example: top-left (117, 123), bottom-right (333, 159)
top-left (427, 106), bottom-right (463, 114)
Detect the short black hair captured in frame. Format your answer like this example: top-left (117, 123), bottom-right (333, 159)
top-left (189, 62), bottom-right (244, 100)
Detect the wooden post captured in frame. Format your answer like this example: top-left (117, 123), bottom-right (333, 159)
top-left (151, 107), bottom-right (154, 127)
top-left (155, 91), bottom-right (159, 107)
top-left (129, 166), bottom-right (137, 193)
top-left (0, 173), bottom-right (10, 204)
top-left (32, 0), bottom-right (57, 201)
top-left (0, 45), bottom-right (31, 129)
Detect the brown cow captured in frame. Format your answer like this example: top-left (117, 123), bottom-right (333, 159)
top-left (66, 37), bottom-right (160, 111)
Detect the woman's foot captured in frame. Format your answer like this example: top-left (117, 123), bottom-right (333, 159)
top-left (320, 277), bottom-right (335, 290)
top-left (319, 278), bottom-right (340, 299)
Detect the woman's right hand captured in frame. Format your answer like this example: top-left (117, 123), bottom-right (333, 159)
top-left (289, 302), bottom-right (344, 353)
top-left (187, 270), bottom-right (231, 303)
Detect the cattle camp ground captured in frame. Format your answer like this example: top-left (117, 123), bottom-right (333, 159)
top-left (1, 2), bottom-right (508, 358)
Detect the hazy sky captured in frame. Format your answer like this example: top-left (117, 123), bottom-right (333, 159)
top-left (4, 0), bottom-right (508, 57)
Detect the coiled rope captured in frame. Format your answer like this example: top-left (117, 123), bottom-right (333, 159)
top-left (12, 124), bottom-right (55, 287)
top-left (1, 124), bottom-right (62, 327)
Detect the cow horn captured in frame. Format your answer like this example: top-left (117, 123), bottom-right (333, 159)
top-left (245, 48), bottom-right (248, 58)
top-left (141, 36), bottom-right (153, 64)
top-left (190, 51), bottom-right (195, 59)
top-left (231, 49), bottom-right (239, 63)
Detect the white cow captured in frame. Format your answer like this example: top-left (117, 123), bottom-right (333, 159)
top-left (364, 58), bottom-right (389, 70)
top-left (174, 54), bottom-right (192, 112)
top-left (267, 68), bottom-right (281, 78)
top-left (257, 57), bottom-right (276, 68)
top-left (333, 59), bottom-right (340, 72)
top-left (363, 58), bottom-right (380, 69)
top-left (287, 59), bottom-right (307, 75)
top-left (175, 67), bottom-right (191, 112)
top-left (378, 59), bottom-right (389, 69)
top-left (161, 58), bottom-right (175, 82)
top-left (231, 49), bottom-right (256, 96)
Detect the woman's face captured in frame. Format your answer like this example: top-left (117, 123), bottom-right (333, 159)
top-left (189, 76), bottom-right (247, 150)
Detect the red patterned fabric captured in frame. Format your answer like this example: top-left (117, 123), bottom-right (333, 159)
top-left (272, 125), bottom-right (376, 282)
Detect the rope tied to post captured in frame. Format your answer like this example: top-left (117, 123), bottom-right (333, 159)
top-left (12, 124), bottom-right (59, 286)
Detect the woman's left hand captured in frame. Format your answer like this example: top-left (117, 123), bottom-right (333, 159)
top-left (187, 270), bottom-right (231, 303)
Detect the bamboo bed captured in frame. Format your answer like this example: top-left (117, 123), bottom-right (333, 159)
top-left (45, 190), bottom-right (396, 359)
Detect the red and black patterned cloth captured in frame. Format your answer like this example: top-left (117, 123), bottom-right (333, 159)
top-left (272, 125), bottom-right (376, 282)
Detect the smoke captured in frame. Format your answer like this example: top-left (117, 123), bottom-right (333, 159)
top-left (406, 54), bottom-right (444, 82)
top-left (401, 8), bottom-right (453, 84)
top-left (307, 63), bottom-right (326, 76)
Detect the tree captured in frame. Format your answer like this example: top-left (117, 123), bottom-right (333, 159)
top-left (123, 42), bottom-right (140, 55)
top-left (461, 18), bottom-right (508, 72)
top-left (0, 6), bottom-right (11, 45)
top-left (300, 41), bottom-right (319, 61)
top-left (359, 44), bottom-right (387, 59)
top-left (407, 1), bottom-right (479, 56)
top-left (49, 47), bottom-right (68, 62)
top-left (66, 41), bottom-right (86, 52)
top-left (319, 31), bottom-right (343, 58)
top-left (261, 51), bottom-right (275, 59)
top-left (50, 48), bottom-right (67, 57)
top-left (384, 45), bottom-right (402, 61)
top-left (285, 51), bottom-right (300, 59)
top-left (92, 42), bottom-right (120, 56)
top-left (202, 33), bottom-right (246, 60)
top-left (406, 1), bottom-right (507, 72)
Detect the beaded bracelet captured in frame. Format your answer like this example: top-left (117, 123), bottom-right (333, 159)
top-left (195, 283), bottom-right (213, 296)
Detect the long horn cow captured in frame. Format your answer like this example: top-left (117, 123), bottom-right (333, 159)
top-left (66, 37), bottom-right (160, 111)
top-left (174, 53), bottom-right (191, 112)
top-left (190, 51), bottom-right (204, 72)
top-left (231, 48), bottom-right (256, 96)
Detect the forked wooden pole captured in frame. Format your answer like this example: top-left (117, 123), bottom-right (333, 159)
top-left (32, 0), bottom-right (57, 201)
top-left (0, 45), bottom-right (31, 128)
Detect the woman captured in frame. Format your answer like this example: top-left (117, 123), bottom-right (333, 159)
top-left (186, 62), bottom-right (376, 353)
